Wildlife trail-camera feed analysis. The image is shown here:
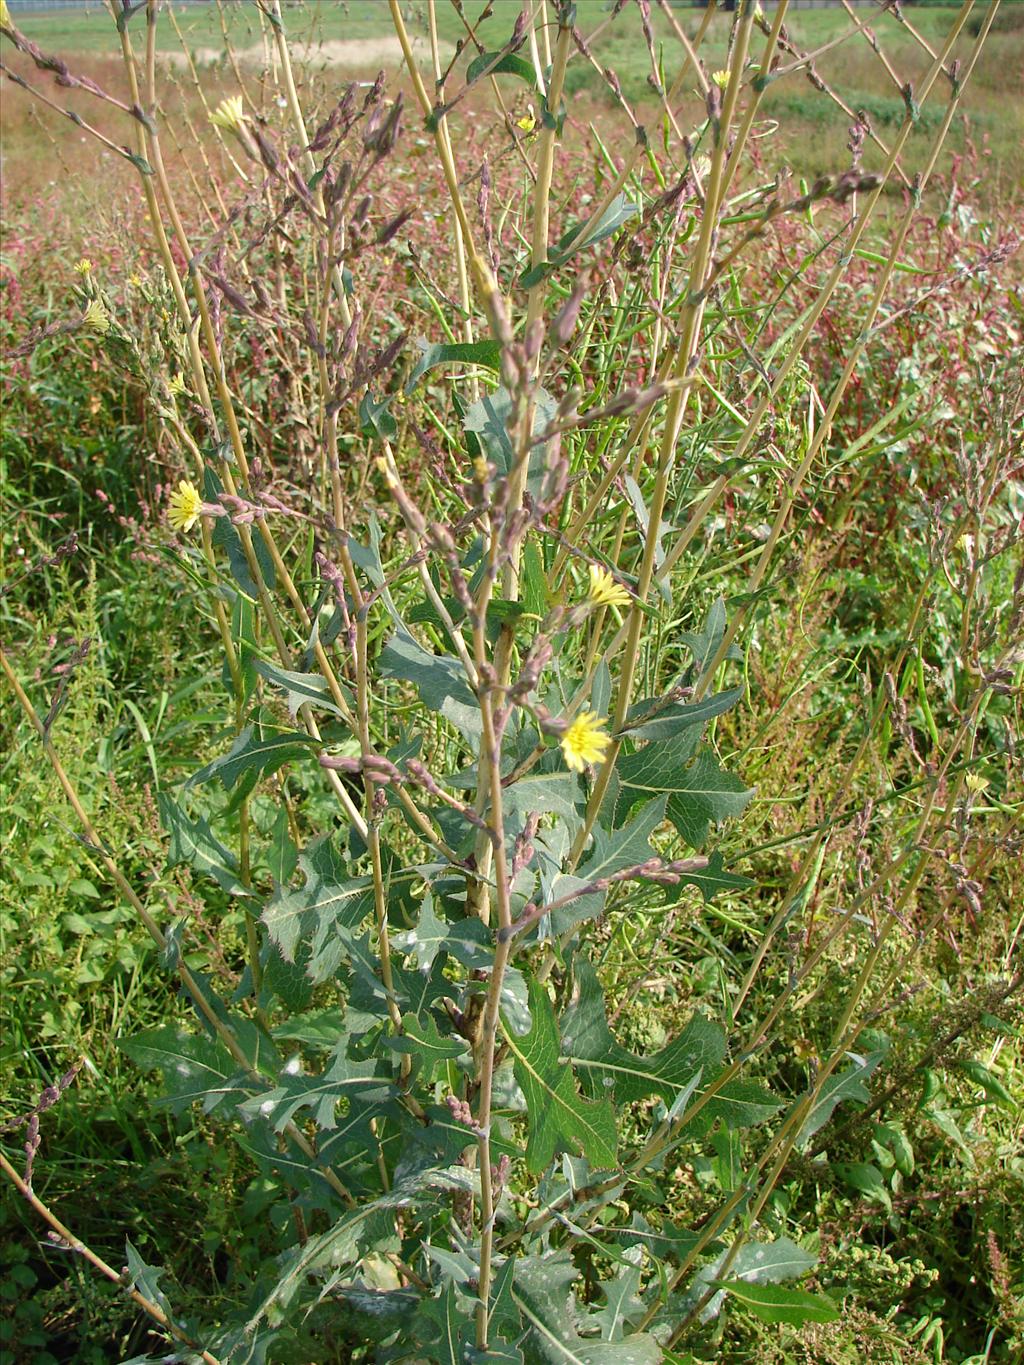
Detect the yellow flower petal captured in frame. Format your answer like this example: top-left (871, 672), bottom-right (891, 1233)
top-left (83, 298), bottom-right (110, 336)
top-left (209, 95), bottom-right (246, 134)
top-left (561, 711), bottom-right (611, 773)
top-left (167, 479), bottom-right (203, 534)
top-left (711, 69), bottom-right (731, 89)
top-left (587, 564), bottom-right (631, 610)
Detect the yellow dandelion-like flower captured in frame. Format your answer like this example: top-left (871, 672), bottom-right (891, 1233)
top-left (128, 272), bottom-right (144, 288)
top-left (167, 479), bottom-right (203, 534)
top-left (561, 711), bottom-right (612, 773)
top-left (587, 564), bottom-right (631, 610)
top-left (711, 69), bottom-right (731, 90)
top-left (168, 371), bottom-right (187, 397)
top-left (83, 298), bottom-right (110, 336)
top-left (209, 95), bottom-right (246, 134)
top-left (965, 773), bottom-right (989, 795)
top-left (74, 258), bottom-right (93, 276)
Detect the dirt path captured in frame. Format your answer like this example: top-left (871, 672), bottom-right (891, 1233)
top-left (160, 34), bottom-right (451, 70)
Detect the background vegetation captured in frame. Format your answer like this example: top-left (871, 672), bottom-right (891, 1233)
top-left (1, 2), bottom-right (1021, 1363)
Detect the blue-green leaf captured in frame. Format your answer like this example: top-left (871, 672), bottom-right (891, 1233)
top-left (502, 979), bottom-right (617, 1174)
top-left (464, 384), bottom-right (558, 497)
top-left (616, 736), bottom-right (753, 849)
top-left (378, 626), bottom-right (481, 744)
top-left (263, 835), bottom-right (374, 983)
top-left (157, 792), bottom-right (246, 896)
top-left (688, 1237), bottom-right (817, 1323)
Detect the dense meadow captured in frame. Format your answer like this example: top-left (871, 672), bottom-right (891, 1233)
top-left (1, 2), bottom-right (1022, 1363)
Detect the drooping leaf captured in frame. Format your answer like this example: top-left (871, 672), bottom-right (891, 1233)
top-left (613, 1213), bottom-right (704, 1266)
top-left (562, 960), bottom-right (724, 1107)
top-left (245, 1176), bottom-right (429, 1330)
top-left (519, 194), bottom-right (639, 289)
top-left (124, 1240), bottom-right (174, 1322)
top-left (386, 1014), bottom-right (469, 1071)
top-left (263, 835), bottom-right (374, 983)
top-left (500, 766), bottom-right (584, 842)
top-left (239, 1042), bottom-right (390, 1133)
top-left (206, 465), bottom-right (276, 596)
top-left (716, 1279), bottom-right (839, 1326)
top-left (562, 963), bottom-right (780, 1131)
top-left (679, 598), bottom-right (741, 677)
top-left (687, 1237), bottom-right (817, 1323)
top-left (796, 1048), bottom-right (886, 1147)
top-left (661, 850), bottom-right (754, 905)
top-left (502, 979), bottom-right (616, 1174)
top-left (466, 49), bottom-right (538, 88)
top-left (543, 797), bottom-right (667, 934)
top-left (592, 1251), bottom-right (647, 1343)
top-left (406, 338), bottom-right (502, 392)
top-left (253, 657), bottom-right (352, 719)
top-left (157, 792), bottom-right (246, 896)
top-left (120, 1026), bottom-right (243, 1116)
top-left (416, 1282), bottom-right (472, 1365)
top-left (578, 796), bottom-right (668, 883)
top-left (187, 724), bottom-right (317, 806)
top-left (622, 687), bottom-right (744, 741)
top-left (360, 390), bottom-right (398, 442)
top-left (346, 929), bottom-right (453, 1026)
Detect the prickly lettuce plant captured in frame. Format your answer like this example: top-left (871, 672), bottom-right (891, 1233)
top-left (1, 1), bottom-right (1016, 1361)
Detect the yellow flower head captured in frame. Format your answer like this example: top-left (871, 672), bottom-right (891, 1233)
top-left (74, 258), bottom-right (93, 276)
top-left (209, 95), bottom-right (246, 134)
top-left (473, 455), bottom-right (490, 483)
top-left (167, 479), bottom-right (203, 534)
top-left (168, 371), bottom-right (187, 397)
top-left (965, 773), bottom-right (989, 795)
top-left (561, 711), bottom-right (611, 773)
top-left (712, 69), bottom-right (731, 90)
top-left (128, 272), bottom-right (144, 288)
top-left (83, 298), bottom-right (110, 336)
top-left (516, 103), bottom-right (537, 134)
top-left (587, 564), bottom-right (631, 610)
